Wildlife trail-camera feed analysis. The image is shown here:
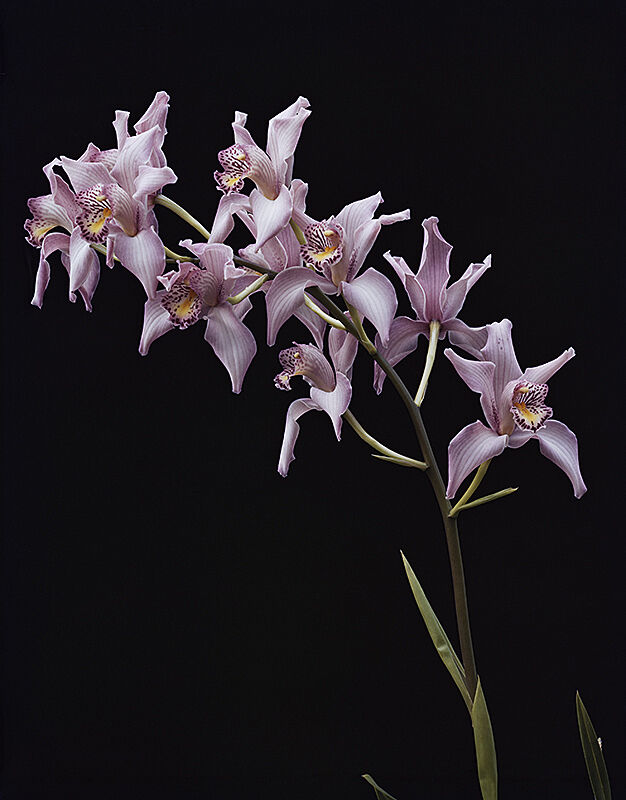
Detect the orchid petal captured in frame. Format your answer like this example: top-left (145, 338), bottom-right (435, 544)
top-left (523, 347), bottom-right (576, 384)
top-left (445, 319), bottom-right (489, 358)
top-left (329, 324), bottom-right (359, 379)
top-left (31, 232), bottom-right (70, 308)
top-left (181, 240), bottom-right (234, 283)
top-left (445, 348), bottom-right (499, 431)
top-left (133, 165), bottom-right (177, 202)
top-left (259, 236), bottom-right (288, 272)
top-left (43, 160), bottom-right (78, 219)
top-left (507, 428), bottom-right (535, 449)
top-left (293, 305), bottom-right (327, 349)
top-left (59, 156), bottom-right (112, 194)
top-left (335, 192), bottom-right (383, 244)
top-left (111, 227), bottom-right (165, 299)
top-left (265, 266), bottom-right (335, 346)
top-left (139, 293), bottom-right (174, 355)
top-left (266, 96), bottom-right (311, 184)
top-left (113, 110), bottom-right (130, 150)
top-left (204, 303), bottom-right (257, 394)
top-left (416, 217), bottom-right (452, 321)
top-left (133, 91), bottom-right (169, 166)
top-left (211, 193), bottom-right (251, 243)
top-left (341, 268), bottom-right (397, 345)
top-left (383, 251), bottom-right (427, 319)
top-left (442, 255), bottom-right (491, 321)
top-left (111, 126), bottom-right (160, 196)
top-left (105, 184), bottom-right (138, 237)
top-left (480, 320), bottom-right (522, 398)
top-left (373, 316), bottom-right (428, 394)
top-left (67, 227), bottom-right (100, 298)
top-left (310, 372), bottom-right (352, 440)
top-left (446, 421), bottom-right (508, 498)
top-left (249, 185), bottom-right (293, 250)
top-left (277, 397), bottom-right (319, 477)
top-left (343, 208), bottom-right (410, 282)
top-left (535, 420), bottom-right (587, 498)
top-left (289, 179), bottom-right (316, 231)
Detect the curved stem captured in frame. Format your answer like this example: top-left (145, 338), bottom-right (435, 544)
top-left (303, 294), bottom-right (346, 329)
top-left (415, 320), bottom-right (440, 406)
top-left (227, 274), bottom-right (268, 304)
top-left (343, 409), bottom-right (426, 470)
top-left (449, 460), bottom-right (492, 518)
top-left (155, 195), bottom-right (211, 240)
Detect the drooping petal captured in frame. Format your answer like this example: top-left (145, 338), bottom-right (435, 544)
top-left (43, 159), bottom-right (79, 219)
top-left (210, 193), bottom-right (251, 243)
top-left (479, 319), bottom-right (522, 398)
top-left (445, 348), bottom-right (499, 431)
top-left (373, 316), bottom-right (428, 394)
top-left (133, 164), bottom-right (177, 202)
top-left (25, 192), bottom-right (74, 246)
top-left (59, 156), bottom-right (112, 194)
top-left (113, 110), bottom-right (130, 150)
top-left (329, 322), bottom-right (359, 379)
top-left (277, 397), bottom-right (319, 477)
top-left (523, 347), bottom-right (576, 384)
top-left (139, 293), bottom-right (174, 355)
top-left (204, 303), bottom-right (257, 393)
top-left (340, 268), bottom-right (398, 345)
top-left (446, 421), bottom-right (508, 498)
top-left (445, 319), bottom-right (488, 358)
top-left (249, 185), bottom-right (293, 250)
top-left (68, 228), bottom-right (100, 298)
top-left (442, 255), bottom-right (491, 321)
top-left (265, 266), bottom-right (336, 346)
top-left (111, 226), bottom-right (165, 299)
top-left (133, 91), bottom-right (170, 166)
top-left (111, 126), bottom-right (160, 196)
top-left (535, 420), bottom-right (587, 498)
top-left (416, 217), bottom-right (452, 321)
top-left (310, 372), bottom-right (352, 440)
top-left (266, 96), bottom-right (311, 185)
top-left (293, 305), bottom-right (327, 349)
top-left (383, 251), bottom-right (427, 319)
top-left (31, 232), bottom-right (70, 307)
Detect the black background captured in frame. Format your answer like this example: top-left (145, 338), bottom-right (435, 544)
top-left (2, 2), bottom-right (623, 798)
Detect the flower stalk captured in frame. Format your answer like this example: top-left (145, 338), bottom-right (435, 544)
top-left (415, 320), bottom-right (440, 405)
top-left (155, 194), bottom-right (211, 240)
top-left (343, 409), bottom-right (426, 469)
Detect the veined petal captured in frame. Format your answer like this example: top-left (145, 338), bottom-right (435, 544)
top-left (211, 193), bottom-right (251, 243)
top-left (329, 322), bottom-right (359, 379)
top-left (59, 156), bottom-right (112, 194)
top-left (445, 319), bottom-right (488, 358)
top-left (446, 421), bottom-right (508, 498)
top-left (293, 305), bottom-right (327, 349)
top-left (523, 347), bottom-right (576, 384)
top-left (250, 185), bottom-right (293, 250)
top-left (134, 91), bottom-right (169, 165)
top-left (112, 226), bottom-right (165, 299)
top-left (180, 240), bottom-right (234, 289)
top-left (113, 110), bottom-right (130, 149)
top-left (334, 192), bottom-right (383, 244)
top-left (416, 217), bottom-right (452, 321)
top-left (383, 251), bottom-right (427, 319)
top-left (289, 178), bottom-right (317, 231)
top-left (31, 232), bottom-right (70, 308)
top-left (25, 193), bottom-right (73, 246)
top-left (480, 320), bottom-right (522, 398)
top-left (266, 96), bottom-right (311, 185)
top-left (111, 126), bottom-right (161, 196)
top-left (43, 159), bottom-right (78, 219)
top-left (104, 183), bottom-right (138, 237)
top-left (133, 165), bottom-right (177, 202)
top-left (139, 293), bottom-right (174, 355)
top-left (68, 228), bottom-right (100, 298)
top-left (445, 348), bottom-right (499, 431)
top-left (204, 303), bottom-right (257, 393)
top-left (342, 207), bottom-right (410, 282)
top-left (274, 343), bottom-right (335, 392)
top-left (442, 255), bottom-right (491, 321)
top-left (340, 268), bottom-right (397, 345)
top-left (373, 316), bottom-right (428, 394)
top-left (265, 266), bottom-right (336, 346)
top-left (535, 420), bottom-right (587, 498)
top-left (278, 397), bottom-right (319, 477)
top-left (310, 372), bottom-right (352, 440)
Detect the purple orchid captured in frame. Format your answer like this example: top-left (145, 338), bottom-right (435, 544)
top-left (139, 239), bottom-right (259, 393)
top-left (374, 217), bottom-right (490, 393)
top-left (25, 92), bottom-right (176, 305)
top-left (265, 181), bottom-right (410, 347)
top-left (445, 319), bottom-right (586, 499)
top-left (214, 97), bottom-right (311, 251)
top-left (274, 331), bottom-right (357, 476)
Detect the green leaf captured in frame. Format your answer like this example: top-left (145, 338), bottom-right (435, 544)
top-left (362, 774), bottom-right (400, 800)
top-left (576, 692), bottom-right (612, 800)
top-left (401, 551), bottom-right (472, 713)
top-left (471, 678), bottom-right (498, 800)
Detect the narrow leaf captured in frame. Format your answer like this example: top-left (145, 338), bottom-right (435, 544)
top-left (576, 692), bottom-right (612, 800)
top-left (362, 774), bottom-right (400, 800)
top-left (471, 678), bottom-right (498, 800)
top-left (401, 552), bottom-right (472, 713)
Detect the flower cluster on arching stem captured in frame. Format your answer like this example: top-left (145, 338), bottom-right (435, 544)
top-left (24, 91), bottom-right (586, 498)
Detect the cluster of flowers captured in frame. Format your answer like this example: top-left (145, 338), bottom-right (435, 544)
top-left (25, 92), bottom-right (586, 498)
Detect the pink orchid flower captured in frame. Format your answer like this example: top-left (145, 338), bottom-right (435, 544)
top-left (445, 319), bottom-right (586, 499)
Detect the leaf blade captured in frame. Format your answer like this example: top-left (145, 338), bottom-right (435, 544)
top-left (362, 774), bottom-right (400, 800)
top-left (471, 678), bottom-right (498, 800)
top-left (576, 692), bottom-right (612, 800)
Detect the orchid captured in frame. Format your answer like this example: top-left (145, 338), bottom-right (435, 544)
top-left (374, 216), bottom-right (490, 398)
top-left (274, 334), bottom-right (356, 476)
top-left (445, 319), bottom-right (587, 499)
top-left (265, 181), bottom-right (410, 347)
top-left (214, 97), bottom-right (311, 250)
top-left (139, 239), bottom-right (259, 393)
top-left (25, 92), bottom-right (176, 305)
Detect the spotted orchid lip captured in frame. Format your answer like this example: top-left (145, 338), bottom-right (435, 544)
top-left (300, 220), bottom-right (344, 273)
top-left (214, 143), bottom-right (279, 200)
top-left (75, 184), bottom-right (113, 243)
top-left (510, 380), bottom-right (553, 432)
top-left (274, 343), bottom-right (336, 393)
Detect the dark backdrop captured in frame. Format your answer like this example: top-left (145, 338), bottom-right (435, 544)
top-left (2, 2), bottom-right (623, 799)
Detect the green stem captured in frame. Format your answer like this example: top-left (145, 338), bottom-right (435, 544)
top-left (453, 487), bottom-right (518, 514)
top-left (303, 294), bottom-right (346, 329)
top-left (449, 460), bottom-right (492, 518)
top-left (289, 218), bottom-right (307, 246)
top-left (155, 195), bottom-right (211, 240)
top-left (343, 409), bottom-right (426, 470)
top-left (227, 274), bottom-right (268, 304)
top-left (415, 320), bottom-right (440, 406)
